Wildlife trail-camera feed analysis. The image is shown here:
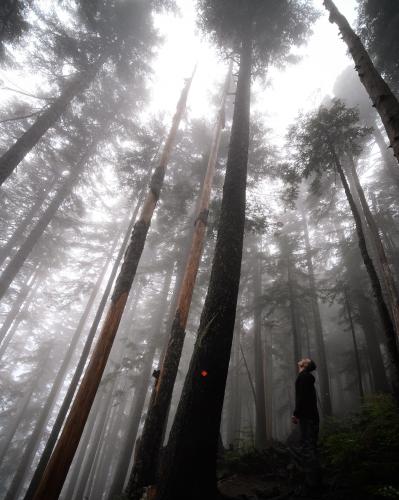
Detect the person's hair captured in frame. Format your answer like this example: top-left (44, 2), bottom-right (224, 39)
top-left (306, 359), bottom-right (317, 372)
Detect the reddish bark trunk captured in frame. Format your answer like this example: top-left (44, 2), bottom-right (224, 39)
top-left (32, 71), bottom-right (195, 500)
top-left (126, 65), bottom-right (231, 498)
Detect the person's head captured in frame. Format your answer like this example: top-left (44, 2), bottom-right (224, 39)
top-left (297, 358), bottom-right (317, 373)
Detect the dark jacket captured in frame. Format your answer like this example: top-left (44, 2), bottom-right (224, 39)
top-left (294, 370), bottom-right (319, 420)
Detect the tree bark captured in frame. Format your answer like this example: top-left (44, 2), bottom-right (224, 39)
top-left (343, 287), bottom-right (364, 399)
top-left (323, 0), bottom-right (399, 164)
top-left (126, 65), bottom-right (231, 497)
top-left (302, 212), bottom-right (333, 416)
top-left (373, 127), bottom-right (399, 189)
top-left (32, 70), bottom-right (195, 500)
top-left (5, 235), bottom-right (119, 500)
top-left (24, 192), bottom-right (146, 500)
top-left (226, 326), bottom-right (242, 448)
top-left (22, 227), bottom-right (123, 500)
top-left (0, 66), bottom-right (98, 186)
top-left (253, 250), bottom-right (267, 450)
top-left (287, 251), bottom-right (301, 366)
top-left (347, 154), bottom-right (399, 338)
top-left (61, 286), bottom-right (143, 500)
top-left (333, 150), bottom-right (399, 399)
top-left (154, 37), bottom-right (251, 500)
top-left (107, 267), bottom-right (174, 499)
top-left (356, 294), bottom-right (390, 392)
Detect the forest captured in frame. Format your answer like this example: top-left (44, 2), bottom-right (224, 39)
top-left (0, 0), bottom-right (399, 499)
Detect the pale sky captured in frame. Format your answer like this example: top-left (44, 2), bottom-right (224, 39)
top-left (149, 0), bottom-right (358, 146)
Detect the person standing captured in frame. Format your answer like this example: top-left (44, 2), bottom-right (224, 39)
top-left (291, 358), bottom-right (322, 496)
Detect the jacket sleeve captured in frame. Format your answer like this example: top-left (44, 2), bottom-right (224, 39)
top-left (293, 373), bottom-right (311, 417)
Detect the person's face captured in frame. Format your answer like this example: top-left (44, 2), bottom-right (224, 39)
top-left (297, 359), bottom-right (309, 372)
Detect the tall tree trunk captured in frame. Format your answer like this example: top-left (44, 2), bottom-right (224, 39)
top-left (264, 326), bottom-right (273, 441)
top-left (24, 194), bottom-right (145, 500)
top-left (226, 326), bottom-right (242, 448)
top-left (154, 37), bottom-right (252, 500)
top-left (253, 250), bottom-right (267, 450)
top-left (0, 66), bottom-right (98, 186)
top-left (356, 293), bottom-right (390, 392)
top-left (344, 287), bottom-right (364, 399)
top-left (373, 126), bottom-right (399, 189)
top-left (32, 70), bottom-right (195, 500)
top-left (0, 177), bottom-right (56, 267)
top-left (347, 154), bottom-right (399, 337)
top-left (72, 382), bottom-right (117, 500)
top-left (287, 251), bottom-right (301, 365)
top-left (332, 149), bottom-right (399, 398)
top-left (0, 263), bottom-right (39, 345)
top-left (107, 266), bottom-right (174, 499)
top-left (302, 211), bottom-right (332, 416)
top-left (4, 235), bottom-right (118, 500)
top-left (126, 65), bottom-right (231, 497)
top-left (323, 0), bottom-right (399, 164)
top-left (61, 286), bottom-right (143, 500)
top-left (0, 168), bottom-right (80, 300)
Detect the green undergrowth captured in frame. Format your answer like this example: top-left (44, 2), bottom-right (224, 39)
top-left (320, 394), bottom-right (399, 498)
top-left (217, 443), bottom-right (290, 479)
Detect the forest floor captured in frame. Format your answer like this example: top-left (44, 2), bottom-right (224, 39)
top-left (217, 444), bottom-right (330, 500)
top-left (217, 396), bottom-right (399, 500)
top-left (217, 443), bottom-right (367, 500)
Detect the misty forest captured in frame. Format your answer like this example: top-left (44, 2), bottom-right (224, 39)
top-left (0, 0), bottom-right (399, 499)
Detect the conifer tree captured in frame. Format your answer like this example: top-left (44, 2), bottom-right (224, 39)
top-left (289, 99), bottom-right (399, 398)
top-left (153, 2), bottom-right (317, 498)
top-left (32, 73), bottom-right (194, 500)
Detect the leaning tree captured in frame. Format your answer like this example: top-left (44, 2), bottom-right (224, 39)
top-left (288, 99), bottom-right (399, 400)
top-left (323, 0), bottom-right (399, 165)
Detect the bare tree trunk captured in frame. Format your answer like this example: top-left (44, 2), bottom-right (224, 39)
top-left (24, 193), bottom-right (146, 500)
top-left (302, 211), bottom-right (332, 416)
top-left (264, 326), bottom-right (273, 441)
top-left (344, 287), bottom-right (364, 399)
top-left (5, 235), bottom-right (119, 500)
top-left (323, 0), bottom-right (399, 164)
top-left (287, 252), bottom-right (301, 365)
top-left (333, 150), bottom-right (399, 399)
top-left (347, 154), bottom-right (399, 338)
top-left (0, 177), bottom-right (56, 267)
top-left (226, 326), bottom-right (242, 448)
top-left (253, 250), bottom-right (267, 450)
top-left (107, 266), bottom-right (174, 499)
top-left (61, 286), bottom-right (143, 500)
top-left (126, 65), bottom-right (231, 498)
top-left (32, 70), bottom-right (195, 500)
top-left (72, 383), bottom-right (117, 500)
top-left (0, 66), bottom-right (98, 186)
top-left (154, 35), bottom-right (252, 500)
top-left (373, 127), bottom-right (399, 189)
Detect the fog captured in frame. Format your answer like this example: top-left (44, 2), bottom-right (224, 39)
top-left (0, 1), bottom-right (398, 499)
